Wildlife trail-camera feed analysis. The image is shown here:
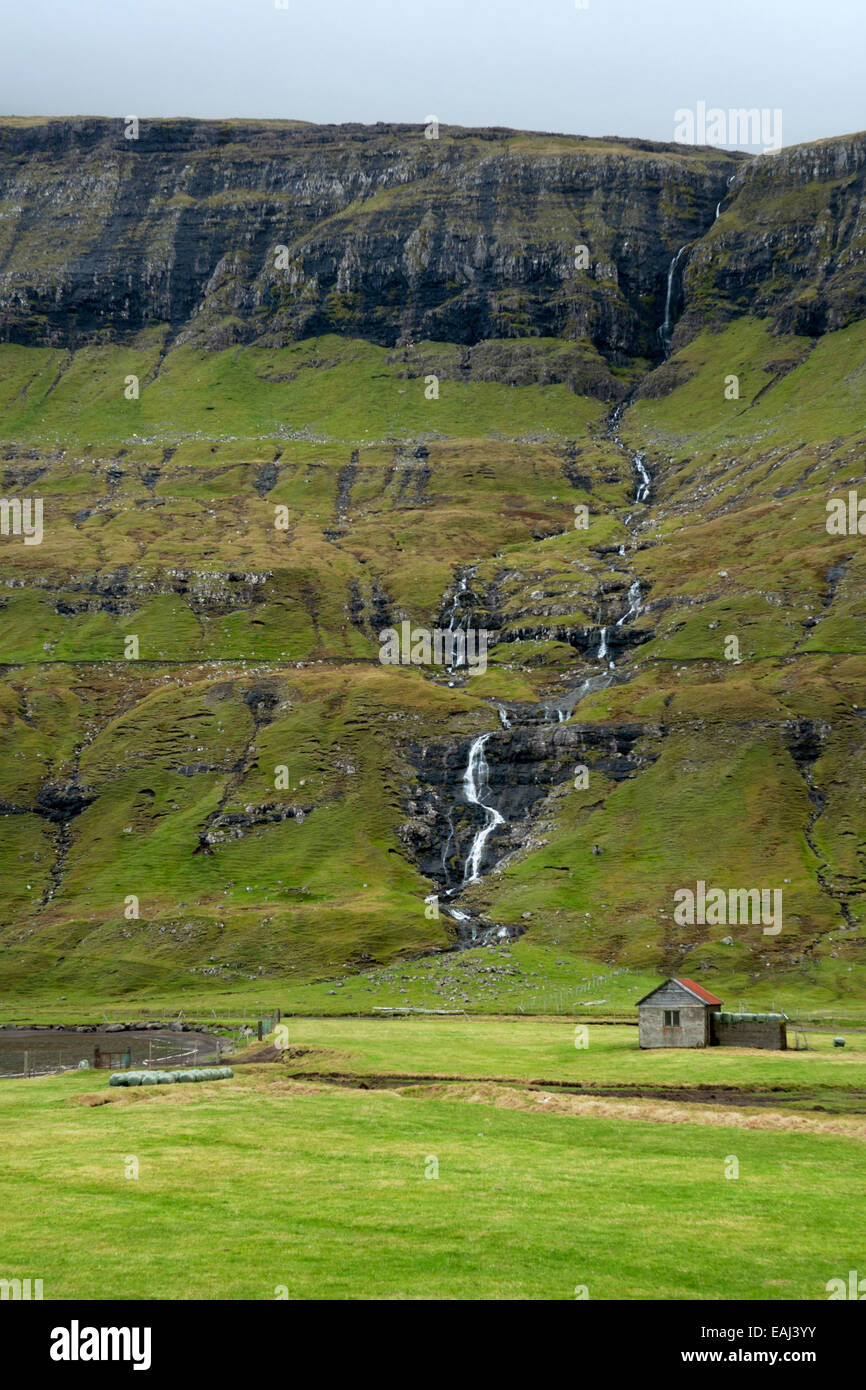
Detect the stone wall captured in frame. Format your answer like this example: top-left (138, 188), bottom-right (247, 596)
top-left (639, 1002), bottom-right (710, 1049)
top-left (711, 1013), bottom-right (787, 1050)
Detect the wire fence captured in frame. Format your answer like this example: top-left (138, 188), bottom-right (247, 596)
top-left (5, 1013), bottom-right (281, 1079)
top-left (523, 968), bottom-right (641, 1018)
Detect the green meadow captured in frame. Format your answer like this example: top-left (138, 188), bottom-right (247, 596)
top-left (0, 1018), bottom-right (863, 1300)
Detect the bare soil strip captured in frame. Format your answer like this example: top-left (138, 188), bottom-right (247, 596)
top-left (270, 1066), bottom-right (866, 1115)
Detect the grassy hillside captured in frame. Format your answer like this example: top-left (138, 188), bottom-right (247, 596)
top-left (0, 130), bottom-right (864, 1022)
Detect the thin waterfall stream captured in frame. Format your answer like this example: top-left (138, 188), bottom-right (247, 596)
top-left (427, 387), bottom-right (659, 933)
top-left (414, 226), bottom-right (714, 951)
top-left (659, 244), bottom-right (687, 357)
top-left (461, 733), bottom-right (505, 884)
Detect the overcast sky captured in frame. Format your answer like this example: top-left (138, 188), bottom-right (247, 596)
top-left (2, 0), bottom-right (863, 150)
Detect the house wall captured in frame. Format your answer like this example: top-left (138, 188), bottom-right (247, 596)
top-left (711, 1015), bottom-right (787, 1050)
top-left (639, 1002), bottom-right (710, 1048)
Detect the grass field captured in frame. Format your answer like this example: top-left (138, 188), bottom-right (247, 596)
top-left (1, 1017), bottom-right (864, 1300)
top-left (279, 1014), bottom-right (866, 1088)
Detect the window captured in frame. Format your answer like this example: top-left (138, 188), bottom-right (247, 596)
top-left (663, 1009), bottom-right (681, 1027)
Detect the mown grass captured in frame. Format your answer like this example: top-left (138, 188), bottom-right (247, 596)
top-left (0, 1021), bottom-right (863, 1300)
top-left (278, 1016), bottom-right (866, 1088)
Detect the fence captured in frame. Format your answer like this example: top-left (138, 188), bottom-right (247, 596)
top-left (8, 1033), bottom-right (227, 1080)
top-left (521, 969), bottom-right (639, 1018)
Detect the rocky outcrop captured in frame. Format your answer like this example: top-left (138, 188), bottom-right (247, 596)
top-left (34, 781), bottom-right (95, 822)
top-left (402, 721), bottom-right (658, 890)
top-left (677, 133), bottom-right (866, 344)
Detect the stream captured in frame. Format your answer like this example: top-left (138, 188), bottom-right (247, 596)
top-left (423, 330), bottom-right (661, 948)
top-left (461, 734), bottom-right (505, 884)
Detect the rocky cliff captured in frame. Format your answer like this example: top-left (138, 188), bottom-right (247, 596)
top-left (0, 118), bottom-right (741, 367)
top-left (677, 132), bottom-right (866, 345)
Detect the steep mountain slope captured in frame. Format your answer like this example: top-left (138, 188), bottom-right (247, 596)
top-left (0, 118), bottom-right (863, 1016)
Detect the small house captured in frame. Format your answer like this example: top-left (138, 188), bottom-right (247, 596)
top-left (637, 978), bottom-right (787, 1049)
top-left (637, 977), bottom-right (722, 1048)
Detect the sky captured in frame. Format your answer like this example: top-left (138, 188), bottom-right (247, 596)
top-left (1, 0), bottom-right (863, 150)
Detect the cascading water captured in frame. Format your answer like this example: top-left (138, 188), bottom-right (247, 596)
top-left (634, 453), bottom-right (651, 504)
top-left (616, 578), bottom-right (642, 627)
top-left (445, 572), bottom-right (471, 670)
top-left (447, 575), bottom-right (468, 628)
top-left (659, 245), bottom-right (687, 357)
top-left (611, 400), bottom-right (652, 509)
top-left (600, 399), bottom-right (652, 667)
top-left (462, 733), bottom-right (505, 884)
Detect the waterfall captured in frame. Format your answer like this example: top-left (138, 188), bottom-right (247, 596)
top-left (462, 734), bottom-right (505, 884)
top-left (597, 627), bottom-right (609, 660)
top-left (660, 245), bottom-right (687, 356)
top-left (634, 453), bottom-right (651, 504)
top-left (616, 578), bottom-right (641, 627)
top-left (448, 575), bottom-right (468, 629)
top-left (715, 200), bottom-right (721, 220)
top-left (446, 573), bottom-right (470, 668)
top-left (497, 705), bottom-right (511, 729)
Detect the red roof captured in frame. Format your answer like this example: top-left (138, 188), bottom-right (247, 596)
top-left (674, 977), bottom-right (723, 1006)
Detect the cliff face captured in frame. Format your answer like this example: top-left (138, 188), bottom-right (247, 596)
top-left (678, 133), bottom-right (866, 344)
top-left (0, 119), bottom-right (740, 363)
top-left (3, 120), bottom-right (865, 369)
